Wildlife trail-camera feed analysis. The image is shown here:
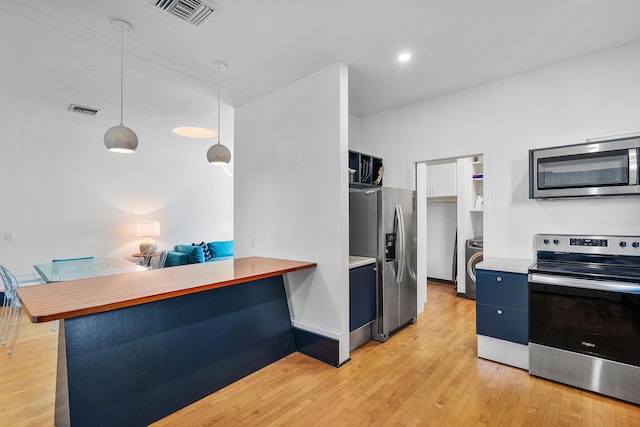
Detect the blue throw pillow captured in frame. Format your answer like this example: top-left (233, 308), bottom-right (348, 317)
top-left (208, 240), bottom-right (234, 258)
top-left (174, 244), bottom-right (205, 264)
top-left (192, 241), bottom-right (212, 261)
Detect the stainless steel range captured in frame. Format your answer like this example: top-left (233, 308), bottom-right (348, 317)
top-left (528, 234), bottom-right (640, 404)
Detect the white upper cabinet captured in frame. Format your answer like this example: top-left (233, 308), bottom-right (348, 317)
top-left (427, 162), bottom-right (457, 198)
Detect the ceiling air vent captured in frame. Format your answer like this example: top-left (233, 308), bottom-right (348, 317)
top-left (68, 104), bottom-right (100, 116)
top-left (150, 0), bottom-right (219, 28)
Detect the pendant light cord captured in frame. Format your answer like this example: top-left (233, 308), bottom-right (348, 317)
top-left (217, 68), bottom-right (221, 145)
top-left (120, 27), bottom-right (124, 126)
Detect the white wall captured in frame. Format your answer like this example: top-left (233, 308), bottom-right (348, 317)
top-left (234, 64), bottom-right (350, 363)
top-left (426, 201), bottom-right (457, 281)
top-left (0, 107), bottom-right (235, 276)
top-left (360, 41), bottom-right (640, 260)
top-left (0, 11), bottom-right (234, 278)
top-left (349, 115), bottom-right (363, 152)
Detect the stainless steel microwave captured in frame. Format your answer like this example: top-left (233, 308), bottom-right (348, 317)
top-left (529, 137), bottom-right (640, 199)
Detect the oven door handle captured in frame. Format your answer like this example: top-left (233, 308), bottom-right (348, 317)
top-left (529, 273), bottom-right (640, 294)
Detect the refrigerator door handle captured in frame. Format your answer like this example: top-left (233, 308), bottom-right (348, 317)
top-left (393, 205), bottom-right (400, 283)
top-left (396, 204), bottom-right (405, 284)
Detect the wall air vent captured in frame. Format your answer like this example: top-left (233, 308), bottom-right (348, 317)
top-left (150, 0), bottom-right (219, 28)
top-left (68, 104), bottom-right (100, 116)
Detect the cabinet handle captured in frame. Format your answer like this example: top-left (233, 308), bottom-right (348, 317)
top-left (497, 309), bottom-right (503, 315)
top-left (496, 276), bottom-right (502, 282)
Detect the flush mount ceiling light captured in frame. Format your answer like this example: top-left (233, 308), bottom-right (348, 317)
top-left (104, 19), bottom-right (139, 154)
top-left (172, 126), bottom-right (218, 138)
top-left (206, 61), bottom-right (232, 165)
top-left (398, 52), bottom-right (412, 62)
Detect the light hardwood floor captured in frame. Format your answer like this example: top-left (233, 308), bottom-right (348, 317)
top-left (2, 282), bottom-right (639, 426)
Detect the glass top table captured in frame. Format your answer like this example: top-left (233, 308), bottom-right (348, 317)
top-left (34, 257), bottom-right (147, 283)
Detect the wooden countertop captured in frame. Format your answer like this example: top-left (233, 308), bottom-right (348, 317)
top-left (17, 257), bottom-right (316, 323)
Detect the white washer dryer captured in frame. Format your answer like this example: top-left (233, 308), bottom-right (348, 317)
top-left (465, 237), bottom-right (483, 299)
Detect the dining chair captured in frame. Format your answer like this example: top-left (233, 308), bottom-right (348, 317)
top-left (0, 267), bottom-right (13, 346)
top-left (0, 265), bottom-right (30, 354)
top-left (136, 248), bottom-right (154, 267)
top-left (148, 250), bottom-right (168, 269)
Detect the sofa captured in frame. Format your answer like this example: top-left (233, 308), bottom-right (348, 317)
top-left (164, 240), bottom-right (234, 268)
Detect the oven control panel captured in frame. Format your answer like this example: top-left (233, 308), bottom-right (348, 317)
top-left (536, 234), bottom-right (640, 256)
top-left (570, 238), bottom-right (608, 247)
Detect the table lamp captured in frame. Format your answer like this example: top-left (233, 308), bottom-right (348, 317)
top-left (137, 221), bottom-right (160, 253)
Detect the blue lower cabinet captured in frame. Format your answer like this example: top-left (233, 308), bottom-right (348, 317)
top-left (349, 264), bottom-right (376, 332)
top-left (476, 304), bottom-right (528, 345)
top-left (476, 270), bottom-right (528, 311)
top-left (476, 268), bottom-right (528, 345)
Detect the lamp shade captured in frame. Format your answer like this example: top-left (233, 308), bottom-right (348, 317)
top-left (207, 143), bottom-right (232, 165)
top-left (136, 221), bottom-right (160, 237)
top-left (104, 124), bottom-right (138, 153)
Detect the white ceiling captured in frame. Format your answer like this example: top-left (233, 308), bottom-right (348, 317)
top-left (4, 0), bottom-right (640, 135)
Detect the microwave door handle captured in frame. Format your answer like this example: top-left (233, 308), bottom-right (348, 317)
top-left (628, 148), bottom-right (637, 185)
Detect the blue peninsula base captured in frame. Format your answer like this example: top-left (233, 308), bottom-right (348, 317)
top-left (55, 275), bottom-right (296, 427)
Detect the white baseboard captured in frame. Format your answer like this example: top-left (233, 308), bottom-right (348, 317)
top-left (477, 334), bottom-right (529, 370)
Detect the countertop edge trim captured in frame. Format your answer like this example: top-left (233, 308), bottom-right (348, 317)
top-left (21, 259), bottom-right (317, 323)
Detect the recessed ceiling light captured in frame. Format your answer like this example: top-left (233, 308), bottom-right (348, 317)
top-left (398, 52), bottom-right (412, 62)
top-left (172, 127), bottom-right (218, 138)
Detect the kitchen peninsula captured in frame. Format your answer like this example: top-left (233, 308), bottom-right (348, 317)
top-left (17, 257), bottom-right (316, 427)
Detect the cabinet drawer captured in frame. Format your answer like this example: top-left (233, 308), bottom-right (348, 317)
top-left (476, 304), bottom-right (528, 345)
top-left (476, 270), bottom-right (528, 311)
top-left (349, 265), bottom-right (376, 332)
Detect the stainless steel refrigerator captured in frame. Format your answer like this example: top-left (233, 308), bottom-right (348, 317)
top-left (349, 187), bottom-right (417, 342)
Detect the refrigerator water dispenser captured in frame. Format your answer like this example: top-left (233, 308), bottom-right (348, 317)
top-left (385, 233), bottom-right (397, 261)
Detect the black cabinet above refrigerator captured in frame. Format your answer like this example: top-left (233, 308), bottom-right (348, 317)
top-left (349, 150), bottom-right (383, 188)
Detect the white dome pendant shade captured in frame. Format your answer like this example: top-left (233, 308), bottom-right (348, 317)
top-left (207, 142), bottom-right (231, 164)
top-left (104, 125), bottom-right (138, 153)
top-left (104, 19), bottom-right (138, 154)
top-left (207, 61), bottom-right (231, 165)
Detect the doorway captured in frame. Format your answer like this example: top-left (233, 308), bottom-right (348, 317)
top-left (416, 150), bottom-right (489, 307)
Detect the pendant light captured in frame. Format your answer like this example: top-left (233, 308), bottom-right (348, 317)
top-left (104, 19), bottom-right (138, 153)
top-left (207, 61), bottom-right (231, 164)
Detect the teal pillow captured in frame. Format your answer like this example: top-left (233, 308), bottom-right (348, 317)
top-left (208, 240), bottom-right (234, 258)
top-left (174, 244), bottom-right (205, 263)
top-left (165, 251), bottom-right (189, 267)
